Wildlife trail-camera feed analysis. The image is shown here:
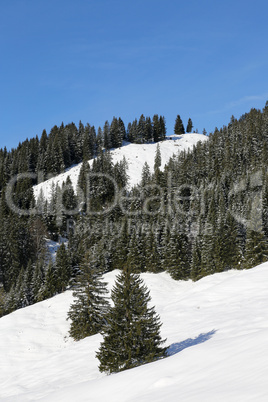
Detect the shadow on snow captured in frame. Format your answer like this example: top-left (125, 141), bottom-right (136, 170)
top-left (167, 329), bottom-right (217, 357)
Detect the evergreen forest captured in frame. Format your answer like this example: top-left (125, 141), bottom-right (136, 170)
top-left (1, 104), bottom-right (268, 322)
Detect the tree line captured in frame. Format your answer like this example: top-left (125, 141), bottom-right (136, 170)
top-left (3, 103), bottom-right (268, 320)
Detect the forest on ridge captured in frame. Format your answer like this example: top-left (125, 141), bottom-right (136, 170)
top-left (1, 106), bottom-right (268, 319)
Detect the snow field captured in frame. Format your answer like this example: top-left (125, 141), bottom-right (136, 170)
top-left (33, 134), bottom-right (208, 201)
top-left (1, 264), bottom-right (268, 401)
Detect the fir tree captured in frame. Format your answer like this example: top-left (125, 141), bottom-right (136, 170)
top-left (39, 260), bottom-right (57, 300)
top-left (159, 115), bottom-right (166, 141)
top-left (244, 228), bottom-right (268, 269)
top-left (165, 226), bottom-right (190, 280)
top-left (174, 115), bottom-right (185, 134)
top-left (141, 162), bottom-right (151, 187)
top-left (55, 243), bottom-right (71, 292)
top-left (186, 118), bottom-right (193, 133)
top-left (67, 252), bottom-right (110, 340)
top-left (96, 265), bottom-right (167, 373)
top-left (152, 114), bottom-right (161, 142)
top-left (154, 143), bottom-right (162, 173)
top-left (191, 236), bottom-right (202, 281)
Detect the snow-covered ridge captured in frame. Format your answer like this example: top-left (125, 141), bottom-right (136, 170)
top-left (33, 133), bottom-right (208, 201)
top-left (1, 263), bottom-right (268, 401)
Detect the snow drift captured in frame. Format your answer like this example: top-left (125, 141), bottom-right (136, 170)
top-left (1, 263), bottom-right (268, 401)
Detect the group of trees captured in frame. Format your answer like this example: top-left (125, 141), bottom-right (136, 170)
top-left (174, 115), bottom-right (194, 134)
top-left (0, 114), bottom-right (168, 190)
top-left (67, 255), bottom-right (166, 373)
top-left (1, 104), bottom-right (268, 371)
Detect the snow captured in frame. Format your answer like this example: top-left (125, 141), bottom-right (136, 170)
top-left (33, 134), bottom-right (208, 201)
top-left (1, 263), bottom-right (268, 401)
top-left (45, 237), bottom-right (68, 262)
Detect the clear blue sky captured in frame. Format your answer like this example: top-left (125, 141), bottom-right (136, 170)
top-left (1, 0), bottom-right (268, 150)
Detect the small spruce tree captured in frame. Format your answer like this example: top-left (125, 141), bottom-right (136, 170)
top-left (96, 265), bottom-right (167, 374)
top-left (174, 115), bottom-right (185, 135)
top-left (186, 118), bottom-right (193, 133)
top-left (67, 253), bottom-right (110, 340)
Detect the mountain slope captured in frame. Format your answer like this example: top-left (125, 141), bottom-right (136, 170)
top-left (33, 133), bottom-right (207, 201)
top-left (1, 264), bottom-right (268, 401)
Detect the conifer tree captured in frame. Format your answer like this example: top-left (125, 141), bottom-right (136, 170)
top-left (186, 118), bottom-right (193, 133)
top-left (154, 143), bottom-right (162, 173)
top-left (144, 228), bottom-right (161, 273)
top-left (165, 226), bottom-right (190, 280)
top-left (244, 228), bottom-right (268, 269)
top-left (118, 117), bottom-right (126, 143)
top-left (32, 262), bottom-right (44, 302)
top-left (55, 243), bottom-right (71, 292)
top-left (40, 260), bottom-right (57, 300)
top-left (110, 117), bottom-right (122, 148)
top-left (159, 115), bottom-right (166, 141)
top-left (191, 236), bottom-right (202, 281)
top-left (141, 162), bottom-right (151, 187)
top-left (103, 120), bottom-right (112, 150)
top-left (145, 117), bottom-right (153, 142)
top-left (127, 228), bottom-right (145, 273)
top-left (152, 114), bottom-right (161, 142)
top-left (137, 114), bottom-right (146, 143)
top-left (174, 115), bottom-right (185, 134)
top-left (96, 265), bottom-right (167, 373)
top-left (96, 127), bottom-right (104, 154)
top-left (67, 252), bottom-right (110, 340)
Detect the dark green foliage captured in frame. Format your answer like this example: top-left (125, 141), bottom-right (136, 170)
top-left (141, 162), bottom-right (151, 187)
top-left (96, 265), bottom-right (167, 374)
top-left (174, 115), bottom-right (185, 134)
top-left (2, 103), bottom-right (268, 316)
top-left (244, 229), bottom-right (268, 269)
top-left (165, 223), bottom-right (190, 280)
top-left (186, 118), bottom-right (193, 133)
top-left (154, 144), bottom-right (162, 173)
top-left (55, 243), bottom-right (71, 292)
top-left (39, 260), bottom-right (57, 300)
top-left (67, 253), bottom-right (110, 340)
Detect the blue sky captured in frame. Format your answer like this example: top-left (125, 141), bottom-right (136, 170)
top-left (1, 0), bottom-right (268, 150)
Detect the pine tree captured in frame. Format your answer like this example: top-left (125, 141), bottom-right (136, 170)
top-left (39, 260), bottom-right (57, 300)
top-left (154, 144), bottom-right (162, 173)
top-left (141, 162), bottom-right (151, 187)
top-left (186, 118), bottom-right (193, 133)
top-left (244, 228), bottom-right (268, 269)
top-left (165, 226), bottom-right (190, 280)
top-left (145, 117), bottom-right (153, 142)
top-left (144, 227), bottom-right (161, 273)
top-left (127, 227), bottom-right (145, 273)
top-left (96, 126), bottom-right (104, 154)
top-left (137, 114), bottom-right (146, 143)
top-left (55, 243), bottom-right (71, 292)
top-left (103, 121), bottom-right (112, 150)
top-left (110, 117), bottom-right (122, 148)
top-left (174, 115), bottom-right (185, 135)
top-left (118, 117), bottom-right (126, 143)
top-left (67, 252), bottom-right (110, 340)
top-left (159, 116), bottom-right (166, 141)
top-left (152, 114), bottom-right (161, 142)
top-left (191, 236), bottom-right (202, 281)
top-left (96, 265), bottom-right (167, 373)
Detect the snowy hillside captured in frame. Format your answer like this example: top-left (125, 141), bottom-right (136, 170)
top-left (33, 134), bottom-right (207, 201)
top-left (1, 264), bottom-right (268, 401)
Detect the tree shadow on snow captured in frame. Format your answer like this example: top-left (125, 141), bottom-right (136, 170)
top-left (167, 330), bottom-right (217, 357)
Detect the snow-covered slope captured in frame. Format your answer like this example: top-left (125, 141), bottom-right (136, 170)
top-left (33, 134), bottom-right (207, 201)
top-left (1, 264), bottom-right (268, 401)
